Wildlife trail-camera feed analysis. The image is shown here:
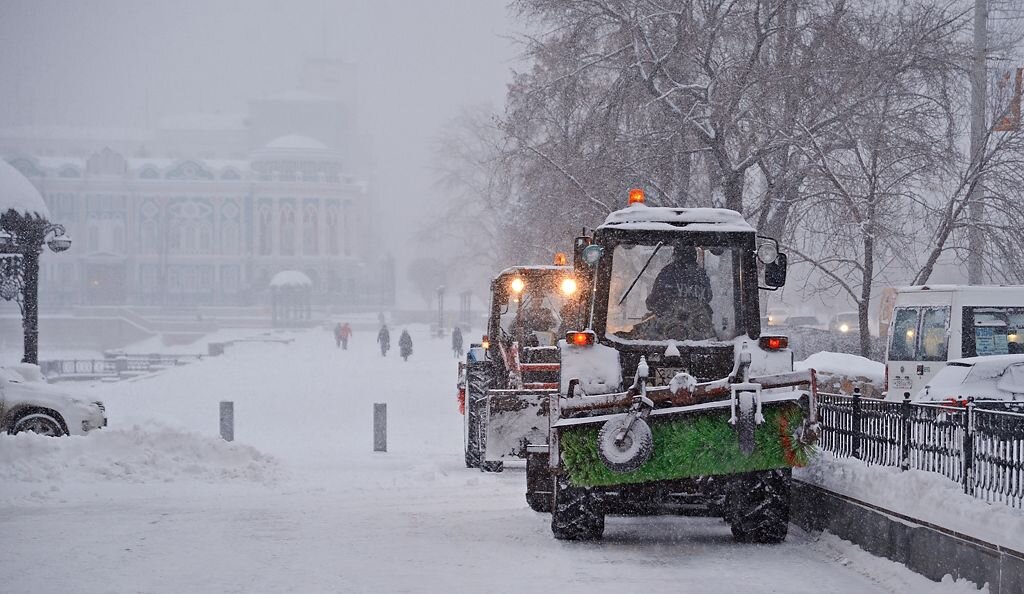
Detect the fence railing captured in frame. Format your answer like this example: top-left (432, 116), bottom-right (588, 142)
top-left (39, 353), bottom-right (202, 381)
top-left (818, 389), bottom-right (1024, 509)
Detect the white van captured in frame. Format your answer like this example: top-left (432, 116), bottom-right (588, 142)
top-left (884, 285), bottom-right (1024, 399)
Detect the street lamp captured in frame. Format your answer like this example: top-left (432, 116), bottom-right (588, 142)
top-left (0, 211), bottom-right (72, 364)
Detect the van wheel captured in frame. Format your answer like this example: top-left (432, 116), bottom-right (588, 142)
top-left (10, 412), bottom-right (66, 437)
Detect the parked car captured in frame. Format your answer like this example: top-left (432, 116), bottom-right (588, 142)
top-left (830, 311), bottom-right (860, 335)
top-left (1, 364), bottom-right (106, 436)
top-left (914, 354), bottom-right (1024, 403)
top-left (787, 315), bottom-right (823, 329)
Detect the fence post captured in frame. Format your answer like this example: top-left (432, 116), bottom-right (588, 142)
top-left (373, 403), bottom-right (387, 452)
top-left (900, 393), bottom-right (912, 471)
top-left (851, 387), bottom-right (862, 459)
top-left (219, 401), bottom-right (234, 441)
top-left (962, 396), bottom-right (975, 495)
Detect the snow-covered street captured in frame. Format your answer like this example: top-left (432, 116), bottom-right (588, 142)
top-left (0, 326), bottom-right (983, 593)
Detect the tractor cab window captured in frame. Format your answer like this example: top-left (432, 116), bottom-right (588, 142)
top-left (606, 242), bottom-right (738, 343)
top-left (498, 281), bottom-right (570, 347)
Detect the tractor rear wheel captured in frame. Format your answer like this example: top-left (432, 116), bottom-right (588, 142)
top-left (463, 360), bottom-right (492, 469)
top-left (525, 451), bottom-right (552, 512)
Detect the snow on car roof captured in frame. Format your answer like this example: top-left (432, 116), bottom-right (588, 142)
top-left (896, 284), bottom-right (1024, 293)
top-left (598, 204), bottom-right (754, 232)
top-left (946, 354), bottom-right (1024, 368)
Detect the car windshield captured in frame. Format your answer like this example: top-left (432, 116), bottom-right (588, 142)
top-left (605, 242), bottom-right (739, 343)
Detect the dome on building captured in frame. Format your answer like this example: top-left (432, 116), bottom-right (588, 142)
top-left (264, 135), bottom-right (330, 150)
top-left (0, 159), bottom-right (50, 220)
top-left (270, 270), bottom-right (313, 288)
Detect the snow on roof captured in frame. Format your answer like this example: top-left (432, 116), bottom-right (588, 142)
top-left (947, 354), bottom-right (1024, 368)
top-left (0, 159), bottom-right (50, 219)
top-left (495, 264), bottom-right (571, 277)
top-left (264, 135), bottom-right (330, 150)
top-left (598, 205), bottom-right (754, 232)
top-left (270, 270), bottom-right (312, 287)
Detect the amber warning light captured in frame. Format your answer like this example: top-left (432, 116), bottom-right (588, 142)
top-left (628, 188), bottom-right (645, 205)
top-left (554, 252), bottom-right (568, 266)
top-left (567, 330), bottom-right (596, 347)
top-left (481, 335), bottom-right (490, 350)
top-left (758, 336), bottom-right (789, 351)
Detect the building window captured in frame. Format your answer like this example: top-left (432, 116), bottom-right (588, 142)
top-left (326, 203), bottom-right (339, 256)
top-left (88, 226), bottom-right (99, 252)
top-left (222, 223), bottom-right (239, 255)
top-left (303, 203), bottom-right (319, 255)
top-left (280, 202), bottom-right (296, 256)
top-left (258, 205), bottom-right (273, 255)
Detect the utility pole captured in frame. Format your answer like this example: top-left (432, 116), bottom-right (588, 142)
top-left (968, 0), bottom-right (988, 285)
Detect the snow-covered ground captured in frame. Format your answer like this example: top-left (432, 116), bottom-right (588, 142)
top-left (0, 327), bottom-right (985, 593)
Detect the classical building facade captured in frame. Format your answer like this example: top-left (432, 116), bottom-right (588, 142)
top-left (3, 134), bottom-right (392, 308)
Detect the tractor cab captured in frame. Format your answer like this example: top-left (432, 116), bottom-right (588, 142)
top-left (484, 262), bottom-right (582, 390)
top-left (573, 190), bottom-right (789, 386)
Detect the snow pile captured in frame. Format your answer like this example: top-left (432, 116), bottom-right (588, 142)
top-left (0, 423), bottom-right (281, 487)
top-left (796, 352), bottom-right (885, 383)
top-left (796, 451), bottom-right (1024, 552)
top-left (809, 533), bottom-right (989, 594)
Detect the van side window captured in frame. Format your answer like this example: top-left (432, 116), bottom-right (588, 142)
top-left (962, 307), bottom-right (1024, 356)
top-left (919, 307), bottom-right (949, 361)
top-left (890, 307), bottom-right (919, 360)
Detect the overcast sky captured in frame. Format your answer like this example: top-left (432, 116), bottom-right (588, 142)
top-left (0, 0), bottom-right (520, 304)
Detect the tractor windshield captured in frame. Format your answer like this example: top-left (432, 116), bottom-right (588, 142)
top-left (497, 274), bottom-right (577, 347)
top-left (606, 242), bottom-right (740, 344)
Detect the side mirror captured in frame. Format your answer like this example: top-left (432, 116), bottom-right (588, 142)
top-left (764, 253), bottom-right (787, 288)
top-left (581, 244), bottom-right (604, 266)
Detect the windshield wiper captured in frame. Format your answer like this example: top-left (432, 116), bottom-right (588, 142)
top-left (618, 241), bottom-right (664, 306)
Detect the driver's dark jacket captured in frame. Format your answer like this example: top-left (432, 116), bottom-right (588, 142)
top-left (645, 260), bottom-right (713, 314)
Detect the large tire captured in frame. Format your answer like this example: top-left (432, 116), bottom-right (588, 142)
top-left (727, 468), bottom-right (792, 544)
top-left (526, 451), bottom-right (552, 512)
top-left (463, 360), bottom-right (492, 469)
top-left (551, 476), bottom-right (604, 540)
top-left (9, 411), bottom-right (66, 437)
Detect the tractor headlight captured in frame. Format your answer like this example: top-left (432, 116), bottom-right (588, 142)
top-left (560, 277), bottom-right (578, 295)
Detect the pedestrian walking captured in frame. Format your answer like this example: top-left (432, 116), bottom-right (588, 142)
top-left (399, 329), bottom-right (413, 362)
top-left (333, 322), bottom-right (344, 348)
top-left (377, 324), bottom-right (391, 357)
top-left (338, 322), bottom-right (352, 350)
top-left (451, 326), bottom-right (464, 358)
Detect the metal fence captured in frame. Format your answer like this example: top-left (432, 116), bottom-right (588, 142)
top-left (818, 390), bottom-right (1024, 509)
top-left (39, 353), bottom-right (201, 381)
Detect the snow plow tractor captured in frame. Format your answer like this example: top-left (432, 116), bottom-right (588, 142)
top-left (523, 189), bottom-right (821, 542)
top-left (458, 258), bottom-right (584, 478)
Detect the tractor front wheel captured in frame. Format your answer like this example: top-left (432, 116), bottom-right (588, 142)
top-left (551, 476), bottom-right (604, 540)
top-left (727, 468), bottom-right (791, 544)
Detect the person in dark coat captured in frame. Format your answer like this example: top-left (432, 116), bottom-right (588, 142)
top-left (333, 322), bottom-right (344, 348)
top-left (399, 329), bottom-right (413, 361)
top-left (638, 247), bottom-right (714, 340)
top-left (377, 324), bottom-right (391, 357)
top-left (451, 326), bottom-right (464, 358)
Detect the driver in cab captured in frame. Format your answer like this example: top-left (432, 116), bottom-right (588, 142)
top-left (513, 292), bottom-right (557, 347)
top-left (639, 246), bottom-right (715, 341)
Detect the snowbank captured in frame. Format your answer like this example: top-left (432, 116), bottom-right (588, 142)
top-left (796, 352), bottom-right (885, 383)
top-left (795, 451), bottom-right (1024, 552)
top-left (0, 423), bottom-right (281, 488)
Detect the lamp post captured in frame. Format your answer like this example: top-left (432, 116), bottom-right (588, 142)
top-left (0, 210), bottom-right (71, 364)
